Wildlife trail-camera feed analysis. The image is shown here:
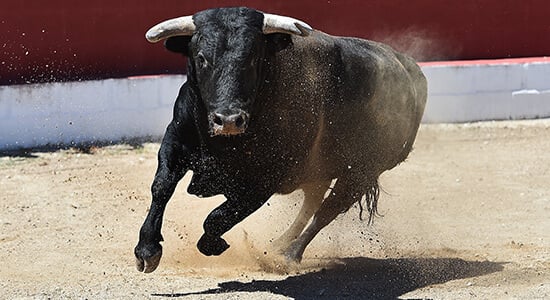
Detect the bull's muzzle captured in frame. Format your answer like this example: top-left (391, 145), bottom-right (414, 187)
top-left (209, 112), bottom-right (249, 136)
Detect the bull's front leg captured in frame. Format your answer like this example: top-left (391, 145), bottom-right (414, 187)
top-left (135, 130), bottom-right (189, 273)
top-left (197, 191), bottom-right (271, 256)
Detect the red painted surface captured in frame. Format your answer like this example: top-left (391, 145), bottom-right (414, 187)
top-left (1, 1), bottom-right (549, 84)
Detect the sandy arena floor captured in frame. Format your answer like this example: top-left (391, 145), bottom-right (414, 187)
top-left (1, 120), bottom-right (549, 299)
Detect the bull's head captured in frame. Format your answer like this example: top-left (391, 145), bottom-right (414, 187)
top-left (146, 7), bottom-right (312, 136)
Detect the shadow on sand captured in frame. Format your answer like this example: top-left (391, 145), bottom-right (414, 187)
top-left (152, 256), bottom-right (504, 299)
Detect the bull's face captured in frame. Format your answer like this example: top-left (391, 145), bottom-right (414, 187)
top-left (186, 14), bottom-right (265, 136)
top-left (146, 7), bottom-right (312, 136)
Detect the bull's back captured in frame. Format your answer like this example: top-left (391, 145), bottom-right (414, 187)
top-left (288, 31), bottom-right (427, 177)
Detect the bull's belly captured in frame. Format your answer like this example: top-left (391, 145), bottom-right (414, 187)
top-left (311, 131), bottom-right (410, 180)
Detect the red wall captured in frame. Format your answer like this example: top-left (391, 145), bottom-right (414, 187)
top-left (1, 0), bottom-right (549, 85)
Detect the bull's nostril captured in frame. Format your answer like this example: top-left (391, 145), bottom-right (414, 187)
top-left (235, 115), bottom-right (245, 128)
top-left (213, 115), bottom-right (224, 126)
top-left (211, 112), bottom-right (247, 132)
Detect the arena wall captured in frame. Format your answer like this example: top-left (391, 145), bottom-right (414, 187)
top-left (421, 57), bottom-right (550, 123)
top-left (1, 58), bottom-right (549, 150)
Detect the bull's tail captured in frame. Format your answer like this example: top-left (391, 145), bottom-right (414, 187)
top-left (358, 179), bottom-right (380, 225)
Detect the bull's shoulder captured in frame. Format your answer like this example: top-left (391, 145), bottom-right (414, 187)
top-left (290, 31), bottom-right (406, 78)
top-left (171, 83), bottom-right (193, 125)
top-left (336, 36), bottom-right (408, 70)
top-left (297, 32), bottom-right (386, 58)
top-left (167, 82), bottom-right (201, 147)
top-left (332, 35), bottom-right (425, 92)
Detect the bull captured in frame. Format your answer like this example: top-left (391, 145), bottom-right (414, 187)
top-left (135, 7), bottom-right (427, 273)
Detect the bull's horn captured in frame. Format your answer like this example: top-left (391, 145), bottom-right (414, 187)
top-left (145, 16), bottom-right (195, 43)
top-left (262, 13), bottom-right (313, 36)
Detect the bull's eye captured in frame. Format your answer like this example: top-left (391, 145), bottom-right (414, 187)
top-left (196, 52), bottom-right (207, 69)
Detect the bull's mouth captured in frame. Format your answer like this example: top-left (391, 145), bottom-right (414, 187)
top-left (210, 124), bottom-right (247, 136)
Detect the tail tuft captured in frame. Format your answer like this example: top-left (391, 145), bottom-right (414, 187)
top-left (358, 179), bottom-right (380, 225)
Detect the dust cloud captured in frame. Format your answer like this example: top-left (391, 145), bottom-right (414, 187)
top-left (159, 175), bottom-right (391, 277)
top-left (372, 27), bottom-right (461, 61)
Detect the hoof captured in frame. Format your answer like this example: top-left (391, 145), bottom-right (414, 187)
top-left (134, 243), bottom-right (163, 273)
top-left (282, 243), bottom-right (304, 264)
top-left (257, 249), bottom-right (302, 274)
top-left (197, 234), bottom-right (229, 256)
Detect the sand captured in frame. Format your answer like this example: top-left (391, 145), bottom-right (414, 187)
top-left (1, 120), bottom-right (549, 299)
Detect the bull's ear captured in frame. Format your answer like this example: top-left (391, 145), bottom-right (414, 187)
top-left (266, 33), bottom-right (292, 53)
top-left (164, 36), bottom-right (192, 56)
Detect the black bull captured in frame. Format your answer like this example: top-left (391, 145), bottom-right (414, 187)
top-left (135, 7), bottom-right (427, 273)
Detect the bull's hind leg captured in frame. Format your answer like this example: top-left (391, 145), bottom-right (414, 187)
top-left (271, 181), bottom-right (331, 251)
top-left (283, 177), bottom-right (365, 263)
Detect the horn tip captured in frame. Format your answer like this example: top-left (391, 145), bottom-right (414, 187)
top-left (145, 28), bottom-right (162, 43)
